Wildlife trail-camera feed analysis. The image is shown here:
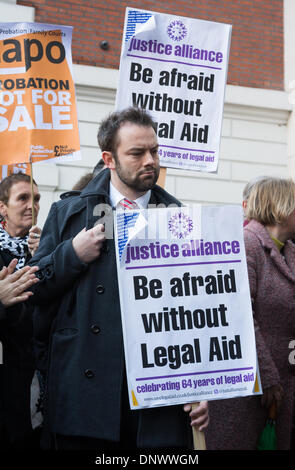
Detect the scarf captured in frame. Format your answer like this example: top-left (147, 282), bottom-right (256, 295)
top-left (0, 225), bottom-right (29, 269)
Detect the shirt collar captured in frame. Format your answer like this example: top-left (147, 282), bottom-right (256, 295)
top-left (270, 235), bottom-right (285, 252)
top-left (109, 182), bottom-right (151, 209)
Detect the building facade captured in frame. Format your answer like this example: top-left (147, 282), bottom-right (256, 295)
top-left (1, 0), bottom-right (294, 226)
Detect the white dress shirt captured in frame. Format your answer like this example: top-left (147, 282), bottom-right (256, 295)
top-left (109, 182), bottom-right (151, 210)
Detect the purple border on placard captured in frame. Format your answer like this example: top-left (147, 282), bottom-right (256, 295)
top-left (126, 53), bottom-right (223, 70)
top-left (136, 366), bottom-right (254, 381)
top-left (125, 259), bottom-right (241, 270)
top-left (160, 144), bottom-right (215, 154)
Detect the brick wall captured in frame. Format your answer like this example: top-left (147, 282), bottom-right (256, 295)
top-left (18, 0), bottom-right (284, 90)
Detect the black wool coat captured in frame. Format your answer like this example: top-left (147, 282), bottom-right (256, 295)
top-left (0, 251), bottom-right (35, 446)
top-left (31, 169), bottom-right (193, 449)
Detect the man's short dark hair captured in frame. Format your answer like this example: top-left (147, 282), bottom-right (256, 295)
top-left (97, 107), bottom-right (157, 155)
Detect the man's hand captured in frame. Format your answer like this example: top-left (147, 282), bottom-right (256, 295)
top-left (183, 401), bottom-right (209, 432)
top-left (28, 225), bottom-right (42, 256)
top-left (72, 224), bottom-right (106, 264)
top-left (0, 259), bottom-right (39, 307)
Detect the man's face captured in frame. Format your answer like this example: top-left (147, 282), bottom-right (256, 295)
top-left (111, 123), bottom-right (160, 197)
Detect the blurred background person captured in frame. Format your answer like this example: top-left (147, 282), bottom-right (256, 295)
top-left (71, 158), bottom-right (106, 191)
top-left (71, 173), bottom-right (93, 191)
top-left (206, 177), bottom-right (295, 450)
top-left (0, 173), bottom-right (42, 449)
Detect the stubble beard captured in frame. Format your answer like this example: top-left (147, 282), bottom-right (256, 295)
top-left (115, 159), bottom-right (160, 193)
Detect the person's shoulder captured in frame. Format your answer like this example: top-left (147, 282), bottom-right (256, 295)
top-left (244, 220), bottom-right (263, 242)
top-left (151, 184), bottom-right (182, 206)
top-left (48, 190), bottom-right (85, 219)
top-left (244, 220), bottom-right (267, 256)
top-left (57, 190), bottom-right (84, 208)
top-left (60, 190), bottom-right (81, 200)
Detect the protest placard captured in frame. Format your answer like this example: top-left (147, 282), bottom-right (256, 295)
top-left (0, 162), bottom-right (30, 180)
top-left (115, 205), bottom-right (260, 410)
top-left (0, 22), bottom-right (81, 166)
top-left (116, 8), bottom-right (231, 173)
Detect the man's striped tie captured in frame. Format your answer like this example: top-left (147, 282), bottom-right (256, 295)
top-left (118, 198), bottom-right (138, 210)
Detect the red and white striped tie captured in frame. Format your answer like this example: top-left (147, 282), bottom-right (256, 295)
top-left (119, 198), bottom-right (138, 210)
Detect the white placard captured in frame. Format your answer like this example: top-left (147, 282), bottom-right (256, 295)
top-left (116, 8), bottom-right (232, 173)
top-left (115, 205), bottom-right (260, 410)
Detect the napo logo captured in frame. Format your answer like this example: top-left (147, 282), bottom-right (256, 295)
top-left (167, 20), bottom-right (187, 42)
top-left (168, 212), bottom-right (193, 239)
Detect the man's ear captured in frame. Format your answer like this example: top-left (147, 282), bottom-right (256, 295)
top-left (102, 151), bottom-right (116, 170)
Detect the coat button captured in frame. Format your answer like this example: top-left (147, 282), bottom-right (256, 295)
top-left (96, 284), bottom-right (105, 294)
top-left (91, 324), bottom-right (100, 334)
top-left (45, 266), bottom-right (53, 278)
top-left (84, 369), bottom-right (94, 378)
top-left (35, 270), bottom-right (45, 280)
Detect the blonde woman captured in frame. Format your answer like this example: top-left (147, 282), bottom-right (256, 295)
top-left (206, 177), bottom-right (295, 450)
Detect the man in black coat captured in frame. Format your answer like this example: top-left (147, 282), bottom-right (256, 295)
top-left (31, 107), bottom-right (209, 450)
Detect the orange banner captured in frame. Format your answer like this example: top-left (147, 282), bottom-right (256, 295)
top-left (0, 23), bottom-right (81, 165)
top-left (0, 163), bottom-right (30, 181)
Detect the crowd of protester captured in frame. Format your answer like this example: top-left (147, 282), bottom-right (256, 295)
top-left (0, 108), bottom-right (294, 451)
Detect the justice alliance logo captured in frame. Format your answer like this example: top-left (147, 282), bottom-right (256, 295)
top-left (168, 212), bottom-right (193, 239)
top-left (167, 20), bottom-right (187, 42)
